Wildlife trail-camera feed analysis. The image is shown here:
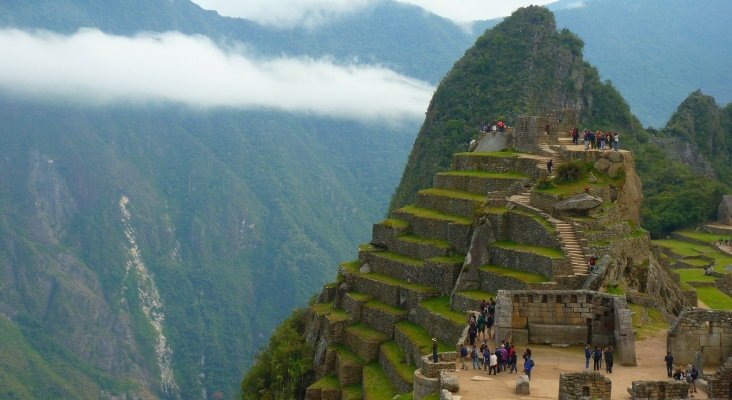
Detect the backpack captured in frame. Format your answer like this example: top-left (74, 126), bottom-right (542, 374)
top-left (460, 347), bottom-right (468, 357)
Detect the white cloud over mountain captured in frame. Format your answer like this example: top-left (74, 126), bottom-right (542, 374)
top-left (0, 28), bottom-right (433, 122)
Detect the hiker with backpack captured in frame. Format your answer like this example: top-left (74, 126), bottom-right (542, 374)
top-left (592, 346), bottom-right (603, 371)
top-left (522, 348), bottom-right (535, 380)
top-left (459, 344), bottom-right (468, 370)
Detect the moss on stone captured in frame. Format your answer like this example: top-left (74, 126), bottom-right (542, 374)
top-left (398, 234), bottom-right (451, 249)
top-left (493, 240), bottom-right (565, 259)
top-left (457, 290), bottom-right (497, 301)
top-left (342, 384), bottom-right (363, 400)
top-left (397, 205), bottom-right (471, 225)
top-left (419, 296), bottom-right (466, 325)
top-left (395, 321), bottom-right (452, 353)
top-left (419, 188), bottom-right (486, 202)
top-left (480, 265), bottom-right (549, 283)
top-left (348, 292), bottom-right (374, 302)
top-left (429, 255), bottom-right (465, 264)
top-left (508, 209), bottom-right (556, 233)
top-left (362, 362), bottom-right (398, 399)
top-left (332, 344), bottom-right (364, 366)
top-left (373, 251), bottom-right (423, 267)
top-left (309, 374), bottom-right (340, 390)
top-left (346, 324), bottom-right (390, 343)
top-left (380, 341), bottom-right (415, 384)
top-left (381, 218), bottom-right (410, 228)
top-left (365, 300), bottom-right (407, 317)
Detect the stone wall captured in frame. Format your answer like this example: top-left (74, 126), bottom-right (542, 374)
top-left (511, 116), bottom-right (540, 154)
top-left (558, 371), bottom-right (611, 400)
top-left (488, 245), bottom-right (572, 279)
top-left (494, 290), bottom-right (636, 365)
top-left (667, 309), bottom-right (732, 366)
top-left (451, 152), bottom-right (544, 180)
top-left (628, 381), bottom-right (690, 400)
top-left (705, 356), bottom-right (732, 399)
top-left (505, 210), bottom-right (561, 248)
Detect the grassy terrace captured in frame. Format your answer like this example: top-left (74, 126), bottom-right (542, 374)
top-left (326, 309), bottom-right (352, 323)
top-left (341, 260), bottom-right (360, 274)
top-left (331, 344), bottom-right (364, 366)
top-left (456, 290), bottom-right (497, 301)
top-left (455, 149), bottom-right (523, 158)
top-left (359, 243), bottom-right (378, 252)
top-left (420, 296), bottom-right (466, 325)
top-left (397, 205), bottom-right (471, 225)
top-left (678, 258), bottom-right (713, 267)
top-left (381, 341), bottom-right (415, 384)
top-left (372, 251), bottom-right (423, 267)
top-left (480, 265), bottom-right (549, 283)
top-left (363, 362), bottom-right (398, 399)
top-left (395, 321), bottom-right (452, 353)
top-left (696, 287), bottom-right (732, 310)
top-left (311, 301), bottom-right (334, 315)
top-left (365, 300), bottom-right (407, 317)
top-left (347, 292), bottom-right (373, 302)
top-left (309, 374), bottom-right (340, 390)
top-left (359, 272), bottom-right (439, 294)
top-left (677, 269), bottom-right (717, 283)
top-left (508, 209), bottom-right (555, 233)
top-left (398, 234), bottom-right (451, 249)
top-left (419, 188), bottom-right (486, 202)
top-left (347, 324), bottom-right (390, 343)
top-left (677, 229), bottom-right (730, 243)
top-left (380, 218), bottom-right (410, 229)
top-left (654, 239), bottom-right (732, 273)
top-left (430, 255), bottom-right (465, 264)
top-left (493, 240), bottom-right (565, 259)
top-left (341, 384), bottom-right (363, 400)
top-left (439, 170), bottom-right (528, 179)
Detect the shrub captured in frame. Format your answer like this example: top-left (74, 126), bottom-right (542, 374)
top-left (554, 160), bottom-right (585, 184)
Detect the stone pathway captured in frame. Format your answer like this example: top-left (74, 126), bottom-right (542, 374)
top-left (454, 329), bottom-right (710, 399)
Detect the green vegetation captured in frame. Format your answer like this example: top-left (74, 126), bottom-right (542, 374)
top-left (605, 283), bottom-right (625, 295)
top-left (677, 229), bottom-right (730, 244)
top-left (676, 269), bottom-right (717, 284)
top-left (341, 261), bottom-right (361, 274)
top-left (455, 149), bottom-right (523, 158)
top-left (438, 170), bottom-right (527, 179)
top-left (346, 324), bottom-right (390, 343)
top-left (398, 235), bottom-right (451, 249)
top-left (695, 287), bottom-right (732, 310)
top-left (628, 304), bottom-right (668, 340)
top-left (374, 251), bottom-right (424, 267)
top-left (480, 265), bottom-right (549, 283)
top-left (309, 375), bottom-right (340, 390)
top-left (348, 292), bottom-right (374, 303)
top-left (430, 255), bottom-right (466, 264)
top-left (554, 160), bottom-right (585, 184)
top-left (241, 309), bottom-right (314, 400)
top-left (457, 291), bottom-right (497, 301)
top-left (397, 205), bottom-right (471, 225)
top-left (331, 345), bottom-right (364, 366)
top-left (381, 342), bottom-right (415, 384)
top-left (365, 300), bottom-right (408, 317)
top-left (311, 301), bottom-right (335, 315)
top-left (395, 321), bottom-right (452, 353)
top-left (508, 210), bottom-right (555, 233)
top-left (381, 219), bottom-right (410, 229)
top-left (363, 363), bottom-right (398, 399)
top-left (342, 384), bottom-right (363, 400)
top-left (493, 241), bottom-right (565, 259)
top-left (420, 296), bottom-right (466, 325)
top-left (653, 239), bottom-right (732, 273)
top-left (360, 272), bottom-right (439, 294)
top-left (419, 188), bottom-right (486, 202)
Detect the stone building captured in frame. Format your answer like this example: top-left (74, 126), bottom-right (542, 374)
top-left (558, 371), bottom-right (611, 400)
top-left (667, 309), bottom-right (732, 366)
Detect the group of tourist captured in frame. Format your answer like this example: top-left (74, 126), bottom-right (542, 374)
top-left (459, 298), bottom-right (535, 379)
top-left (569, 127), bottom-right (620, 151)
top-left (584, 344), bottom-right (615, 373)
top-left (480, 120), bottom-right (507, 133)
top-left (665, 352), bottom-right (700, 396)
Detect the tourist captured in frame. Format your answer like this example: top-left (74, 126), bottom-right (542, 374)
top-left (592, 346), bottom-right (603, 371)
top-left (673, 367), bottom-right (685, 381)
top-left (489, 350), bottom-right (498, 375)
top-left (468, 324), bottom-right (477, 346)
top-left (665, 352), bottom-right (674, 378)
top-left (523, 348), bottom-right (534, 380)
top-left (486, 313), bottom-right (494, 340)
top-left (613, 132), bottom-right (619, 150)
top-left (471, 345), bottom-right (480, 370)
top-left (483, 346), bottom-right (491, 371)
top-left (604, 346), bottom-right (614, 373)
top-left (584, 130), bottom-right (590, 151)
top-left (477, 312), bottom-right (486, 341)
top-left (459, 344), bottom-right (468, 370)
top-left (547, 158), bottom-right (553, 174)
top-left (509, 344), bottom-right (518, 373)
top-left (584, 344), bottom-right (592, 370)
top-left (599, 131), bottom-right (606, 150)
top-left (687, 364), bottom-right (698, 395)
top-left (572, 127), bottom-right (579, 145)
top-left (432, 338), bottom-right (439, 363)
top-left (479, 340), bottom-right (488, 367)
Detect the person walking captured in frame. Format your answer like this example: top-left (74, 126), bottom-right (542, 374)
top-left (665, 352), bottom-right (674, 378)
top-left (592, 346), bottom-right (603, 371)
top-left (489, 351), bottom-right (498, 375)
top-left (483, 346), bottom-right (491, 371)
top-left (687, 364), bottom-right (698, 396)
top-left (432, 338), bottom-right (438, 363)
top-left (547, 159), bottom-right (553, 174)
top-left (584, 344), bottom-right (592, 370)
top-left (459, 344), bottom-right (468, 370)
top-left (509, 344), bottom-right (518, 373)
top-left (471, 345), bottom-right (480, 370)
top-left (604, 346), bottom-right (614, 373)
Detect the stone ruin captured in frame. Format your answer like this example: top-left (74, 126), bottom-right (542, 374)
top-left (719, 195), bottom-right (732, 225)
top-left (494, 290), bottom-right (636, 365)
top-left (627, 381), bottom-right (691, 400)
top-left (558, 371), bottom-right (611, 400)
top-left (705, 356), bottom-right (732, 399)
top-left (667, 309), bottom-right (732, 366)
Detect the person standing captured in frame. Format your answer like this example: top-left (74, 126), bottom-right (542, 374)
top-left (432, 338), bottom-right (438, 363)
top-left (471, 345), bottom-right (480, 370)
top-left (614, 132), bottom-right (619, 151)
top-left (509, 344), bottom-right (518, 373)
top-left (459, 343), bottom-right (468, 370)
top-left (489, 351), bottom-right (498, 375)
top-left (687, 364), bottom-right (698, 395)
top-left (665, 352), bottom-right (674, 378)
top-left (584, 344), bottom-right (592, 370)
top-left (592, 346), bottom-right (603, 371)
top-left (604, 346), bottom-right (614, 373)
top-left (547, 158), bottom-right (553, 174)
top-left (523, 349), bottom-right (534, 380)
top-left (477, 312), bottom-right (486, 342)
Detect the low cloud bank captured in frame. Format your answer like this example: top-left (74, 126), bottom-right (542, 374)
top-left (0, 29), bottom-right (433, 122)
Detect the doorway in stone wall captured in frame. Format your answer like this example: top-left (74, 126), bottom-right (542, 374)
top-left (586, 318), bottom-right (593, 344)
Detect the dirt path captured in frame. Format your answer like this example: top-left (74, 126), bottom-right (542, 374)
top-left (454, 330), bottom-right (707, 399)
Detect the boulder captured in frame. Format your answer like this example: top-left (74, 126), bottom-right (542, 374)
top-left (554, 193), bottom-right (603, 212)
top-left (440, 389), bottom-right (453, 400)
top-left (607, 150), bottom-right (624, 163)
top-left (359, 263), bottom-right (371, 273)
top-left (516, 375), bottom-right (530, 395)
top-left (441, 372), bottom-right (460, 393)
top-left (594, 158), bottom-right (612, 173)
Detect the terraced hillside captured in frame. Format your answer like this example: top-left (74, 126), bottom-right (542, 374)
top-left (302, 120), bottom-right (654, 399)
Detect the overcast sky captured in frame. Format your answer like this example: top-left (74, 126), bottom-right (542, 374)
top-left (191, 0), bottom-right (556, 27)
top-left (0, 29), bottom-right (433, 122)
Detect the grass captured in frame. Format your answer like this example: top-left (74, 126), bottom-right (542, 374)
top-left (359, 243), bottom-right (378, 252)
top-left (493, 240), bottom-right (565, 259)
top-left (480, 265), bottom-right (548, 283)
top-left (654, 238), bottom-right (732, 274)
top-left (381, 218), bottom-right (410, 229)
top-left (676, 269), bottom-right (717, 283)
top-left (346, 324), bottom-right (390, 343)
top-left (429, 255), bottom-right (466, 264)
top-left (365, 300), bottom-right (408, 317)
top-left (347, 292), bottom-right (373, 302)
top-left (373, 251), bottom-right (423, 267)
top-left (311, 301), bottom-right (334, 315)
top-left (439, 170), bottom-right (527, 179)
top-left (331, 344), bottom-right (364, 366)
top-left (398, 234), bottom-right (451, 249)
top-left (419, 187), bottom-right (486, 202)
top-left (309, 375), bottom-right (340, 390)
top-left (360, 272), bottom-right (439, 294)
top-left (397, 205), bottom-right (471, 225)
top-left (342, 384), bottom-right (363, 400)
top-left (395, 321), bottom-right (452, 353)
top-left (678, 258), bottom-right (713, 267)
top-left (508, 209), bottom-right (555, 233)
top-left (380, 341), bottom-right (415, 384)
top-left (629, 304), bottom-right (669, 340)
top-left (326, 309), bottom-right (352, 323)
top-left (677, 229), bottom-right (730, 243)
top-left (456, 290), bottom-right (497, 301)
top-left (695, 287), bottom-right (732, 310)
top-left (341, 260), bottom-right (360, 274)
top-left (363, 362), bottom-right (398, 399)
top-left (605, 283), bottom-right (625, 295)
top-left (420, 296), bottom-right (467, 325)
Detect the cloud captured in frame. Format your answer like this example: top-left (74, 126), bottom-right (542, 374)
top-left (563, 1), bottom-right (586, 10)
top-left (192, 0), bottom-right (372, 28)
top-left (0, 28), bottom-right (434, 122)
top-left (394, 0), bottom-right (556, 22)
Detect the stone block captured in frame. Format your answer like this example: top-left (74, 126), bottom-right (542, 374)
top-left (516, 375), bottom-right (530, 395)
top-left (528, 323), bottom-right (587, 345)
top-left (413, 370), bottom-right (440, 400)
top-left (441, 372), bottom-right (460, 393)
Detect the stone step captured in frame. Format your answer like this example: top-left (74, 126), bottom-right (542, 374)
top-left (414, 296), bottom-right (468, 346)
top-left (391, 205), bottom-right (472, 253)
top-left (378, 341), bottom-right (414, 394)
top-left (340, 262), bottom-right (440, 310)
top-left (371, 218), bottom-right (411, 248)
top-left (489, 241), bottom-right (570, 278)
top-left (434, 170), bottom-right (529, 196)
top-left (478, 265), bottom-right (552, 293)
top-left (361, 299), bottom-right (408, 336)
top-left (416, 188), bottom-right (484, 219)
top-left (332, 345), bottom-right (364, 388)
top-left (310, 302), bottom-right (354, 344)
top-left (344, 324), bottom-right (390, 362)
top-left (341, 291), bottom-right (374, 322)
top-left (362, 362), bottom-right (399, 399)
top-left (395, 321), bottom-right (453, 367)
top-left (391, 234), bottom-right (454, 260)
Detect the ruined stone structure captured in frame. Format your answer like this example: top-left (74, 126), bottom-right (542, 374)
top-left (558, 371), bottom-right (611, 400)
top-left (719, 195), bottom-right (732, 225)
top-left (494, 290), bottom-right (636, 365)
top-left (667, 309), bottom-right (732, 366)
top-left (628, 381), bottom-right (691, 400)
top-left (705, 356), bottom-right (732, 399)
